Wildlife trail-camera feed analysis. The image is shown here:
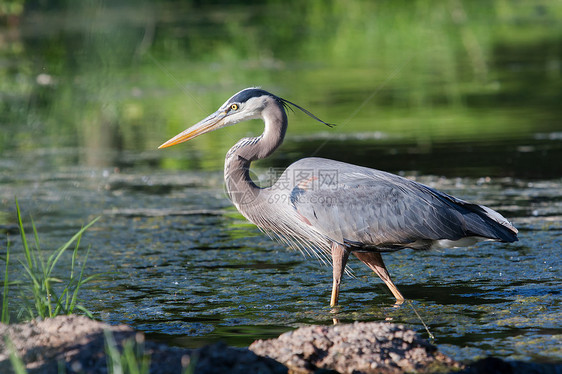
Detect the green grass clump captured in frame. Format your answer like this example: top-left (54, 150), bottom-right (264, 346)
top-left (104, 330), bottom-right (151, 374)
top-left (1, 199), bottom-right (99, 323)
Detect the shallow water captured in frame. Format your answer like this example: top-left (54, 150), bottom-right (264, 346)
top-left (1, 135), bottom-right (560, 364)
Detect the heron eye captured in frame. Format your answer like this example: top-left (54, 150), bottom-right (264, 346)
top-left (230, 103), bottom-right (239, 111)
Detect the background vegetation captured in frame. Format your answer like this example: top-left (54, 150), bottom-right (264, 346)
top-left (0, 0), bottom-right (560, 170)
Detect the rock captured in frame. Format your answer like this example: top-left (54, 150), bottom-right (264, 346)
top-left (0, 315), bottom-right (137, 373)
top-left (249, 321), bottom-right (459, 374)
top-left (0, 315), bottom-right (287, 374)
top-left (2, 316), bottom-right (559, 374)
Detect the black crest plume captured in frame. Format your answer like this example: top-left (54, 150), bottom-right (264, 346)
top-left (277, 97), bottom-right (336, 128)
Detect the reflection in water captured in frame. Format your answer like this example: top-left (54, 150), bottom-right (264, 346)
top-left (2, 1), bottom-right (562, 158)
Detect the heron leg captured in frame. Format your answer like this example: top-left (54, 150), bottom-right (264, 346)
top-left (353, 251), bottom-right (405, 303)
top-left (330, 242), bottom-right (350, 307)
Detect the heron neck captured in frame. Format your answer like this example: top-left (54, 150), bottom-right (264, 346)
top-left (224, 100), bottom-right (287, 209)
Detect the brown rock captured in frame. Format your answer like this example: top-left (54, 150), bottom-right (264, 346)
top-left (0, 315), bottom-right (286, 373)
top-left (249, 321), bottom-right (460, 374)
top-left (3, 316), bottom-right (557, 374)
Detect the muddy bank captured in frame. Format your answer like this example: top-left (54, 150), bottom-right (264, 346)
top-left (0, 316), bottom-right (560, 373)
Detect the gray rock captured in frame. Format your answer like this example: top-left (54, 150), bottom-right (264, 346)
top-left (249, 321), bottom-right (459, 374)
top-left (0, 315), bottom-right (286, 374)
top-left (2, 316), bottom-right (559, 374)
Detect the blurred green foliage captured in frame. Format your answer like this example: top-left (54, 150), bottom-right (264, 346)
top-left (0, 0), bottom-right (24, 18)
top-left (0, 0), bottom-right (561, 169)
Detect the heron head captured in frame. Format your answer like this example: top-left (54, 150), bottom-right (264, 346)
top-left (158, 88), bottom-right (277, 149)
top-left (158, 87), bottom-right (334, 149)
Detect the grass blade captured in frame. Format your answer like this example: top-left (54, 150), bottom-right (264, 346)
top-left (46, 217), bottom-right (99, 276)
top-left (2, 240), bottom-right (10, 324)
top-left (104, 329), bottom-right (123, 374)
top-left (74, 304), bottom-right (94, 319)
top-left (69, 246), bottom-right (92, 314)
top-left (18, 260), bottom-right (41, 291)
top-left (15, 198), bottom-right (32, 268)
top-left (30, 217), bottom-right (47, 282)
top-left (31, 216), bottom-right (41, 253)
top-left (5, 336), bottom-right (27, 374)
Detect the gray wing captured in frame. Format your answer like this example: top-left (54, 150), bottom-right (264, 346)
top-left (286, 158), bottom-right (518, 250)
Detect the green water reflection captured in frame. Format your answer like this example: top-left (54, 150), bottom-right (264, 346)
top-left (1, 0), bottom-right (561, 365)
top-left (1, 0), bottom-right (562, 167)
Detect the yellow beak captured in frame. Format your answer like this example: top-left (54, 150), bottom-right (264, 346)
top-left (158, 110), bottom-right (226, 149)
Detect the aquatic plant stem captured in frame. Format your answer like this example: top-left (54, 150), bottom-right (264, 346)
top-left (406, 299), bottom-right (435, 341)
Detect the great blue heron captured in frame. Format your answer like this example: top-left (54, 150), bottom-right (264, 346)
top-left (159, 87), bottom-right (518, 307)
